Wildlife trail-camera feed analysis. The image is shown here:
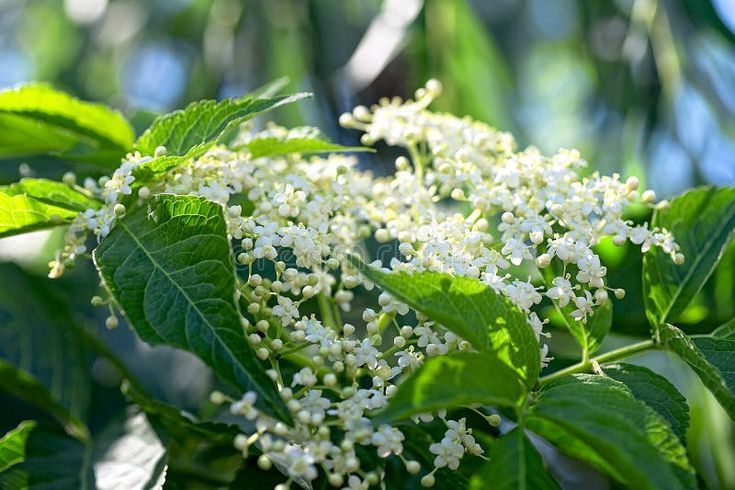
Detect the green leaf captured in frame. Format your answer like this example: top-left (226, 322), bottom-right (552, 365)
top-left (93, 194), bottom-right (290, 423)
top-left (237, 135), bottom-right (372, 159)
top-left (660, 323), bottom-right (735, 420)
top-left (0, 83), bottom-right (134, 164)
top-left (0, 192), bottom-right (75, 237)
top-left (0, 422), bottom-right (90, 489)
top-left (134, 93), bottom-right (310, 156)
top-left (351, 260), bottom-right (540, 387)
top-left (0, 411), bottom-right (168, 490)
top-left (469, 427), bottom-right (560, 490)
top-left (528, 374), bottom-right (696, 489)
top-left (0, 263), bottom-right (91, 427)
top-left (0, 360), bottom-right (88, 441)
top-left (525, 417), bottom-right (623, 482)
top-left (0, 178), bottom-right (98, 237)
top-left (0, 422), bottom-right (35, 472)
top-left (603, 363), bottom-right (690, 442)
top-left (377, 352), bottom-right (526, 422)
top-left (122, 381), bottom-right (240, 443)
top-left (643, 186), bottom-right (735, 328)
top-left (712, 317), bottom-right (735, 339)
top-left (131, 143), bottom-right (214, 186)
top-left (2, 178), bottom-right (97, 212)
top-left (122, 382), bottom-right (246, 488)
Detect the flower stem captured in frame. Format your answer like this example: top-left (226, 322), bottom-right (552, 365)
top-left (536, 339), bottom-right (657, 388)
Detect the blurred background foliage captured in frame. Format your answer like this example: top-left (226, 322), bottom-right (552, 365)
top-left (1, 0), bottom-right (734, 487)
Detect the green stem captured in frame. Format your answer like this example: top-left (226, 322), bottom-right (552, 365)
top-left (317, 293), bottom-right (339, 330)
top-left (536, 339), bottom-right (656, 388)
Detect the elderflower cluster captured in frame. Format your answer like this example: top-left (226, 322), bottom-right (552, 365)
top-left (53, 80), bottom-right (682, 488)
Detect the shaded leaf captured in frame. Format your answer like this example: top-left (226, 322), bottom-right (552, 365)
top-left (0, 263), bottom-right (91, 426)
top-left (712, 317), bottom-right (735, 339)
top-left (93, 194), bottom-right (290, 423)
top-left (469, 427), bottom-right (560, 490)
top-left (0, 83), bottom-right (134, 164)
top-left (0, 422), bottom-right (90, 488)
top-left (525, 417), bottom-right (623, 482)
top-left (351, 261), bottom-right (540, 387)
top-left (528, 374), bottom-right (696, 489)
top-left (603, 363), bottom-right (690, 442)
top-left (660, 323), bottom-right (735, 420)
top-left (0, 411), bottom-right (168, 490)
top-left (122, 381), bottom-right (240, 443)
top-left (134, 93), bottom-right (310, 156)
top-left (377, 352), bottom-right (526, 422)
top-left (0, 359), bottom-right (88, 441)
top-left (643, 186), bottom-right (735, 328)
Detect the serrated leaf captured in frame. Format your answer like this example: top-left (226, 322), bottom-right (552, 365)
top-left (134, 93), bottom-right (310, 156)
top-left (469, 427), bottom-right (560, 490)
top-left (377, 352), bottom-right (526, 422)
top-left (528, 374), bottom-right (696, 490)
top-left (660, 323), bottom-right (735, 420)
top-left (0, 422), bottom-right (35, 472)
top-left (0, 83), bottom-right (134, 164)
top-left (603, 363), bottom-right (690, 442)
top-left (237, 136), bottom-right (372, 159)
top-left (351, 260), bottom-right (540, 387)
top-left (93, 194), bottom-right (290, 423)
top-left (0, 179), bottom-right (97, 237)
top-left (2, 179), bottom-right (97, 211)
top-left (131, 143), bottom-right (214, 186)
top-left (0, 263), bottom-right (91, 426)
top-left (643, 186), bottom-right (735, 329)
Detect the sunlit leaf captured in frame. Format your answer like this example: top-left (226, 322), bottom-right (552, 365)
top-left (0, 83), bottom-right (134, 164)
top-left (377, 352), bottom-right (526, 422)
top-left (94, 194), bottom-right (290, 423)
top-left (134, 93), bottom-right (310, 156)
top-left (351, 259), bottom-right (540, 387)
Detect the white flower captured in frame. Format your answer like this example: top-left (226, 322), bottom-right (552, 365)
top-left (272, 295), bottom-right (299, 326)
top-left (395, 347), bottom-right (424, 370)
top-left (429, 437), bottom-right (464, 470)
top-left (230, 392), bottom-right (258, 420)
top-left (570, 290), bottom-right (595, 322)
top-left (546, 276), bottom-right (575, 307)
top-left (292, 367), bottom-right (318, 387)
top-left (576, 254), bottom-right (607, 288)
top-left (353, 338), bottom-right (380, 369)
top-left (371, 424), bottom-right (404, 457)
